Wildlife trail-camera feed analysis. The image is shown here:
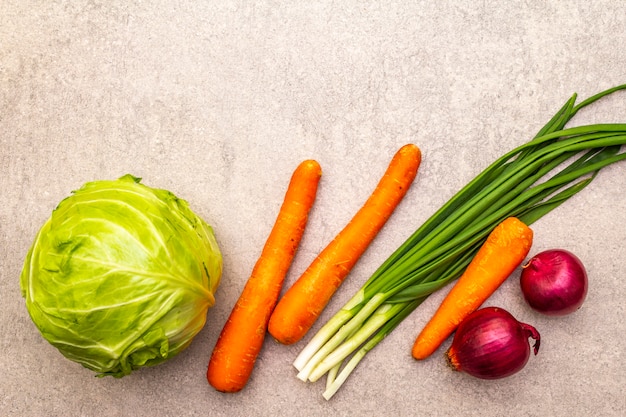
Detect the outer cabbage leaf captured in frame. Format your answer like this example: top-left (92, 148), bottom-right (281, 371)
top-left (20, 174), bottom-right (222, 377)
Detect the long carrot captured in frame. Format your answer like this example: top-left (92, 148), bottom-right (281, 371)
top-left (411, 216), bottom-right (533, 360)
top-left (207, 159), bottom-right (321, 393)
top-left (268, 144), bottom-right (422, 345)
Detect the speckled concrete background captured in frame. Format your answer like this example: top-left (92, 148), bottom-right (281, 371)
top-left (1, 1), bottom-right (625, 416)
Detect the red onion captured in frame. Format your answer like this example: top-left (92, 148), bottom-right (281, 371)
top-left (445, 307), bottom-right (540, 379)
top-left (520, 249), bottom-right (588, 316)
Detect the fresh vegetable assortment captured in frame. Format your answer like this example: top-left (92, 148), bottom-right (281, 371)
top-left (294, 84), bottom-right (626, 399)
top-left (19, 84), bottom-right (626, 400)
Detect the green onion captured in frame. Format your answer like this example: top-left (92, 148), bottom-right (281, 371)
top-left (293, 84), bottom-right (626, 400)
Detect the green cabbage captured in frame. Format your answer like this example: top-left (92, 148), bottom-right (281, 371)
top-left (20, 174), bottom-right (222, 377)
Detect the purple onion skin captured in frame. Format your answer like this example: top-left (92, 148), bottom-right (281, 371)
top-left (520, 249), bottom-right (588, 316)
top-left (445, 307), bottom-right (540, 380)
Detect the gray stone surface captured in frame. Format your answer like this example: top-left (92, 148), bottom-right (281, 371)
top-left (1, 1), bottom-right (625, 416)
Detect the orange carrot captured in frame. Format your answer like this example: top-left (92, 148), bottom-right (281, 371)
top-left (207, 159), bottom-right (321, 393)
top-left (268, 144), bottom-right (422, 345)
top-left (411, 216), bottom-right (533, 360)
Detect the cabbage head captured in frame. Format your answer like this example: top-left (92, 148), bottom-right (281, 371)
top-left (20, 174), bottom-right (222, 377)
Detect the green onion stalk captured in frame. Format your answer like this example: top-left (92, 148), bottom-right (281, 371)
top-left (293, 84), bottom-right (626, 400)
